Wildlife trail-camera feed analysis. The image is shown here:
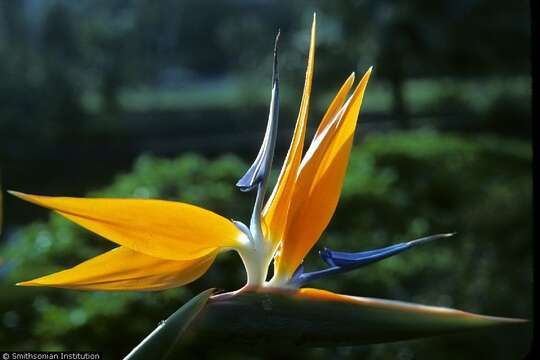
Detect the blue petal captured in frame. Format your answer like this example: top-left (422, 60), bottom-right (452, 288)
top-left (320, 242), bottom-right (411, 268)
top-left (321, 233), bottom-right (455, 269)
top-left (291, 233), bottom-right (455, 286)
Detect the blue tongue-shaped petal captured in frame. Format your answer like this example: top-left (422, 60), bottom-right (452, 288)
top-left (291, 233), bottom-right (455, 286)
top-left (320, 233), bottom-right (455, 269)
top-left (320, 243), bottom-right (409, 267)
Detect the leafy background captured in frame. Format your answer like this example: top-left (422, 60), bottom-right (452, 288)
top-left (0, 0), bottom-right (532, 359)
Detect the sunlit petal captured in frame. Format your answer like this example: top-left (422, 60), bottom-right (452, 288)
top-left (9, 191), bottom-right (244, 260)
top-left (282, 72), bottom-right (356, 228)
top-left (312, 72), bottom-right (355, 141)
top-left (262, 14), bottom-right (316, 245)
top-left (17, 246), bottom-right (217, 291)
top-left (277, 68), bottom-right (372, 278)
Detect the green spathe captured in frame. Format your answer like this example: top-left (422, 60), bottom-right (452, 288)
top-left (125, 288), bottom-right (525, 358)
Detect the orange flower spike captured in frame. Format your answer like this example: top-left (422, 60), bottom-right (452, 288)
top-left (273, 68), bottom-right (372, 283)
top-left (262, 14), bottom-right (316, 246)
top-left (269, 72), bottom-right (356, 278)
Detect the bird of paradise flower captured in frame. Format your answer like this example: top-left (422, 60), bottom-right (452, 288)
top-left (10, 14), bottom-right (525, 358)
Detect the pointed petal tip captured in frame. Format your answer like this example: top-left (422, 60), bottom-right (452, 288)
top-left (363, 66), bottom-right (373, 76)
top-left (7, 191), bottom-right (43, 204)
top-left (16, 280), bottom-right (36, 287)
top-left (355, 67), bottom-right (372, 85)
top-left (273, 31), bottom-right (280, 83)
top-left (8, 191), bottom-right (47, 207)
top-left (493, 316), bottom-right (529, 324)
top-left (407, 233), bottom-right (456, 246)
top-left (7, 190), bottom-right (25, 198)
top-left (470, 313), bottom-right (529, 325)
top-left (273, 29), bottom-right (280, 56)
top-left (341, 72), bottom-right (355, 87)
top-left (16, 276), bottom-right (56, 287)
top-left (363, 66), bottom-right (373, 79)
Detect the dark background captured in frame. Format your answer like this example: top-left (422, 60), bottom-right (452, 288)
top-left (0, 1), bottom-right (532, 359)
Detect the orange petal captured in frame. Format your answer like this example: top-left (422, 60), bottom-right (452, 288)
top-left (262, 14), bottom-right (316, 245)
top-left (312, 72), bottom-right (356, 140)
top-left (9, 191), bottom-right (244, 260)
top-left (17, 246), bottom-right (217, 291)
top-left (277, 68), bottom-right (372, 278)
top-left (269, 74), bottom-right (355, 279)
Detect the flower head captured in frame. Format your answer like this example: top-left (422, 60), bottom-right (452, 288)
top-left (10, 14), bottom-right (377, 291)
top-left (1, 15), bottom-right (490, 292)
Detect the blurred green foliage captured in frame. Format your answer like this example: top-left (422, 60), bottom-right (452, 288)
top-left (0, 131), bottom-right (531, 359)
top-left (0, 0), bottom-right (531, 230)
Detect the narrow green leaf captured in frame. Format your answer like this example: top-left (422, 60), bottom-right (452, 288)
top-left (124, 288), bottom-right (215, 360)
